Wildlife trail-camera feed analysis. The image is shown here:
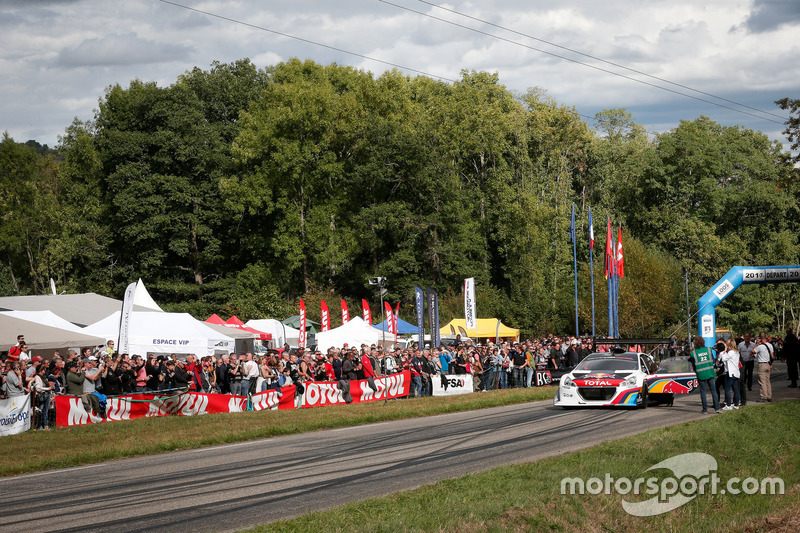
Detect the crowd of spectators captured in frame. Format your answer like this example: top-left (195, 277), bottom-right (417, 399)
top-left (4, 329), bottom-right (795, 430)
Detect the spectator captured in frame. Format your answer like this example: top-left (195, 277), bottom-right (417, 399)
top-left (32, 364), bottom-right (54, 429)
top-left (738, 333), bottom-right (756, 391)
top-left (5, 362), bottom-right (26, 397)
top-left (719, 338), bottom-right (741, 410)
top-left (782, 327), bottom-right (799, 388)
top-left (753, 332), bottom-right (773, 402)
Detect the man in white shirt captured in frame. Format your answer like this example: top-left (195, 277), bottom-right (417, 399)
top-left (738, 333), bottom-right (756, 391)
top-left (752, 332), bottom-right (773, 402)
top-left (242, 352), bottom-right (259, 396)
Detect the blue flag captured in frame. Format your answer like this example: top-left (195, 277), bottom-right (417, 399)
top-left (414, 285), bottom-right (425, 349)
top-left (569, 203), bottom-right (576, 244)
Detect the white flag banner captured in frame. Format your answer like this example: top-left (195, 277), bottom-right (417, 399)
top-left (0, 394), bottom-right (33, 437)
top-left (118, 281), bottom-right (137, 354)
top-left (464, 277), bottom-right (477, 331)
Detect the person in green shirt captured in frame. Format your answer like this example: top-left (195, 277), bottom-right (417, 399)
top-left (689, 336), bottom-right (720, 414)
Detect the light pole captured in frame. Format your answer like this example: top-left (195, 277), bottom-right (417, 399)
top-left (369, 277), bottom-right (387, 346)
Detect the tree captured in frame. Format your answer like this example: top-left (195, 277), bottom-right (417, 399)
top-left (776, 97), bottom-right (800, 164)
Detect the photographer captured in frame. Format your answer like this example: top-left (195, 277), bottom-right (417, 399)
top-left (32, 364), bottom-right (54, 429)
top-left (160, 357), bottom-right (176, 389)
top-left (200, 358), bottom-right (217, 393)
top-left (144, 355), bottom-right (161, 392)
top-left (83, 356), bottom-right (104, 416)
top-left (171, 359), bottom-right (191, 389)
top-left (65, 361), bottom-right (84, 396)
top-left (100, 353), bottom-right (123, 396)
top-left (4, 361), bottom-right (26, 397)
top-left (228, 354), bottom-right (244, 395)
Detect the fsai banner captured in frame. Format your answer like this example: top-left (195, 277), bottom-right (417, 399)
top-left (431, 374), bottom-right (474, 396)
top-left (0, 394), bottom-right (33, 436)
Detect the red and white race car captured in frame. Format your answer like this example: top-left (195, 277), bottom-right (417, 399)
top-left (553, 351), bottom-right (697, 408)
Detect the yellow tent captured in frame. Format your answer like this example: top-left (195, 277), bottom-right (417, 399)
top-left (439, 318), bottom-right (520, 341)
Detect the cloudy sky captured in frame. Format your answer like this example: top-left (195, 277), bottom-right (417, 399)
top-left (2, 0), bottom-right (799, 150)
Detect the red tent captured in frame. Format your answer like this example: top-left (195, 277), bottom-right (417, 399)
top-left (205, 314), bottom-right (272, 340)
top-left (224, 315), bottom-right (272, 341)
top-left (205, 313), bottom-right (227, 325)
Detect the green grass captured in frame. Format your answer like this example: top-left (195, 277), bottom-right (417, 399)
top-left (255, 400), bottom-right (800, 533)
top-left (0, 386), bottom-right (555, 477)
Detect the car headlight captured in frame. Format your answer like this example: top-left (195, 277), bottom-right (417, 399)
top-left (625, 375), bottom-right (637, 387)
top-left (563, 376), bottom-right (575, 388)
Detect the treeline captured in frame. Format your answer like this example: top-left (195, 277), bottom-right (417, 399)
top-left (2, 58), bottom-right (799, 338)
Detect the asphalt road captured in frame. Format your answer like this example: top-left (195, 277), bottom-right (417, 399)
top-left (2, 364), bottom-right (796, 533)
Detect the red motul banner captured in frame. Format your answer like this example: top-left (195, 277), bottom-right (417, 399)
top-left (321, 300), bottom-right (330, 332)
top-left (299, 299), bottom-right (306, 348)
top-left (54, 372), bottom-right (410, 427)
top-left (296, 372), bottom-right (409, 408)
top-left (54, 389), bottom-right (284, 427)
top-left (341, 299), bottom-right (349, 324)
top-left (362, 299), bottom-right (372, 325)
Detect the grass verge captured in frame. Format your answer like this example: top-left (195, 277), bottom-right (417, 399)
top-left (256, 400), bottom-right (800, 533)
top-left (0, 387), bottom-right (555, 477)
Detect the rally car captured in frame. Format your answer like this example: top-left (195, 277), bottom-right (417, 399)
top-left (553, 351), bottom-right (697, 408)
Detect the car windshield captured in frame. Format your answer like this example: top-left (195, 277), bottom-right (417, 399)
top-left (574, 355), bottom-right (639, 372)
top-left (655, 356), bottom-right (693, 374)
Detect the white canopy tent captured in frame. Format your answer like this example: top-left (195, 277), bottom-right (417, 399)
top-left (246, 319), bottom-right (300, 348)
top-left (0, 279), bottom-right (163, 327)
top-left (313, 317), bottom-right (389, 351)
top-left (203, 322), bottom-right (256, 354)
top-left (83, 311), bottom-right (234, 357)
top-left (0, 310), bottom-right (90, 334)
top-left (0, 313), bottom-right (107, 352)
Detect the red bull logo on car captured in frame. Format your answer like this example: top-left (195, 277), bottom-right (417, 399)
top-left (646, 374), bottom-right (697, 394)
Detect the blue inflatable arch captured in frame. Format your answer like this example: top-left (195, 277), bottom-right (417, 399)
top-left (698, 265), bottom-right (800, 348)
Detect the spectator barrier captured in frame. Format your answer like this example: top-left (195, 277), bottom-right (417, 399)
top-left (0, 395), bottom-right (32, 436)
top-left (54, 371), bottom-right (410, 427)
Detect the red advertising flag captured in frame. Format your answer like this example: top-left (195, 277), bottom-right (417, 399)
top-left (603, 216), bottom-right (614, 279)
top-left (321, 300), bottom-right (330, 332)
top-left (341, 299), bottom-right (349, 324)
top-left (616, 226), bottom-right (625, 278)
top-left (384, 301), bottom-right (395, 335)
top-left (299, 299), bottom-right (306, 348)
top-left (394, 302), bottom-right (400, 341)
top-left (362, 299), bottom-right (372, 325)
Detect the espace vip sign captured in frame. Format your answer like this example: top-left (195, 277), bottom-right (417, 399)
top-left (432, 375), bottom-right (474, 396)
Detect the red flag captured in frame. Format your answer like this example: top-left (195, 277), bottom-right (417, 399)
top-left (385, 301), bottom-right (394, 335)
top-left (341, 299), bottom-right (349, 324)
top-left (299, 299), bottom-right (306, 348)
top-left (603, 216), bottom-right (613, 279)
top-left (362, 299), bottom-right (372, 325)
top-left (320, 301), bottom-right (329, 332)
top-left (617, 226), bottom-right (625, 278)
top-left (394, 302), bottom-right (400, 341)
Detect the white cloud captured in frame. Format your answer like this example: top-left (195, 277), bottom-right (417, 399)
top-left (0, 0), bottom-right (797, 150)
top-left (57, 33), bottom-right (193, 67)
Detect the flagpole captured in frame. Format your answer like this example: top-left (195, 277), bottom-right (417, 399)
top-left (615, 238), bottom-right (620, 338)
top-left (606, 216), bottom-right (613, 338)
top-left (571, 203), bottom-right (579, 338)
top-left (589, 207), bottom-right (595, 338)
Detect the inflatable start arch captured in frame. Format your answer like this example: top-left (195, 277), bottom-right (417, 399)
top-left (698, 265), bottom-right (800, 348)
